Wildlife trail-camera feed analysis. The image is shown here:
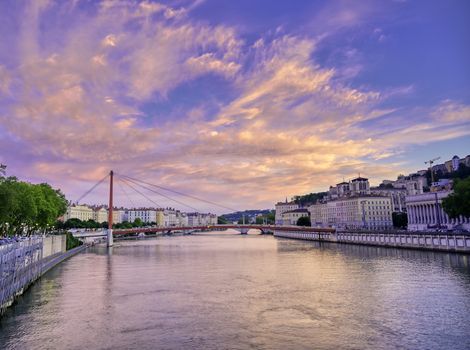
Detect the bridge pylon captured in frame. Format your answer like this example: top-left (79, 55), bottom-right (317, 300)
top-left (107, 170), bottom-right (114, 247)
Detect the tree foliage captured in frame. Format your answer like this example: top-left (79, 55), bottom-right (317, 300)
top-left (66, 232), bottom-right (83, 250)
top-left (297, 216), bottom-right (311, 227)
top-left (442, 177), bottom-right (470, 219)
top-left (217, 216), bottom-right (228, 224)
top-left (293, 192), bottom-right (327, 206)
top-left (392, 212), bottom-right (408, 229)
top-left (0, 176), bottom-right (67, 236)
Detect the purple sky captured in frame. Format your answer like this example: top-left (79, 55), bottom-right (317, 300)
top-left (0, 0), bottom-right (469, 213)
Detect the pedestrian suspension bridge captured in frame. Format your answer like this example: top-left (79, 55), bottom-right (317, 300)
top-left (74, 171), bottom-right (334, 246)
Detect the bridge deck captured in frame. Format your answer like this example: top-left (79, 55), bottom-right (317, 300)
top-left (113, 225), bottom-right (335, 235)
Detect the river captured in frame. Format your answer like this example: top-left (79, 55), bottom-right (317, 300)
top-left (1, 231), bottom-right (469, 349)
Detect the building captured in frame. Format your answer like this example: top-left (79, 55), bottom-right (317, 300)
top-left (164, 208), bottom-right (178, 227)
top-left (156, 209), bottom-right (165, 227)
top-left (431, 163), bottom-right (448, 174)
top-left (461, 155), bottom-right (470, 167)
top-left (112, 209), bottom-right (123, 224)
top-left (186, 212), bottom-right (217, 226)
top-left (406, 191), bottom-right (470, 231)
top-left (430, 179), bottom-right (453, 192)
top-left (93, 207), bottom-right (108, 223)
top-left (112, 208), bottom-right (127, 224)
top-left (63, 205), bottom-right (94, 222)
top-left (309, 196), bottom-right (393, 230)
top-left (275, 200), bottom-right (300, 225)
top-left (350, 177), bottom-right (371, 196)
top-left (370, 187), bottom-right (407, 212)
top-left (445, 155), bottom-right (461, 173)
top-left (187, 213), bottom-right (200, 226)
top-left (281, 208), bottom-right (309, 226)
top-left (128, 208), bottom-right (157, 223)
top-left (176, 211), bottom-right (188, 226)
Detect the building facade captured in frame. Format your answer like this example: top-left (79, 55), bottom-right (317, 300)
top-left (281, 208), bottom-right (309, 226)
top-left (275, 201), bottom-right (300, 225)
top-left (406, 191), bottom-right (470, 231)
top-left (164, 209), bottom-right (178, 227)
top-left (63, 205), bottom-right (94, 222)
top-left (128, 209), bottom-right (157, 223)
top-left (309, 196), bottom-right (393, 230)
top-left (370, 187), bottom-right (407, 212)
top-left (350, 177), bottom-right (371, 196)
top-left (93, 207), bottom-right (108, 223)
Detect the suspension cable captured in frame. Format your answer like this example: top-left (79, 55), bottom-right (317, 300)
top-left (118, 173), bottom-right (236, 212)
top-left (116, 177), bottom-right (137, 209)
top-left (118, 177), bottom-right (163, 209)
top-left (75, 174), bottom-right (109, 204)
top-left (118, 175), bottom-right (200, 212)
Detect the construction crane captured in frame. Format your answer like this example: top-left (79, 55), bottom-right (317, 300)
top-left (425, 157), bottom-right (441, 183)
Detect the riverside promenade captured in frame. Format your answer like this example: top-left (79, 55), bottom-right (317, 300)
top-left (0, 236), bottom-right (87, 315)
top-left (274, 230), bottom-right (470, 253)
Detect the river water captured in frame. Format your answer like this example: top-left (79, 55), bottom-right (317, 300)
top-left (1, 231), bottom-right (470, 350)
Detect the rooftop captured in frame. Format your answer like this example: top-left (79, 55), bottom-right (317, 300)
top-left (283, 208), bottom-right (309, 214)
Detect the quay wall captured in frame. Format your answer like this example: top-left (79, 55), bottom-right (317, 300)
top-left (274, 230), bottom-right (470, 253)
top-left (0, 235), bottom-right (85, 315)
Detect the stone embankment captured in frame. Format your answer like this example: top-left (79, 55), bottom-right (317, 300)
top-left (274, 230), bottom-right (470, 253)
top-left (0, 235), bottom-right (86, 315)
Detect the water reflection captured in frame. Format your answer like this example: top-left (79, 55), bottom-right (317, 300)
top-left (277, 237), bottom-right (470, 270)
top-left (1, 233), bottom-right (469, 350)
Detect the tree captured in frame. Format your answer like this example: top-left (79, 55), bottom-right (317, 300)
top-left (442, 177), bottom-right (470, 219)
top-left (297, 216), bottom-right (311, 226)
top-left (293, 192), bottom-right (327, 206)
top-left (0, 174), bottom-right (68, 236)
top-left (255, 216), bottom-right (264, 224)
top-left (392, 212), bottom-right (408, 229)
top-left (218, 216), bottom-right (228, 224)
top-left (133, 218), bottom-right (143, 227)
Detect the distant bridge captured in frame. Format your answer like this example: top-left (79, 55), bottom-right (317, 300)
top-left (73, 171), bottom-right (335, 246)
top-left (73, 225), bottom-right (335, 239)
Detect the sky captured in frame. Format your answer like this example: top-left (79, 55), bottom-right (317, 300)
top-left (0, 0), bottom-right (469, 214)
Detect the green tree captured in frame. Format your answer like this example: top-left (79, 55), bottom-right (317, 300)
top-left (392, 212), bottom-right (408, 229)
top-left (0, 178), bottom-right (38, 235)
top-left (266, 211), bottom-right (275, 224)
top-left (255, 216), bottom-right (264, 224)
top-left (0, 174), bottom-right (67, 236)
top-left (218, 216), bottom-right (228, 224)
top-left (442, 177), bottom-right (470, 219)
top-left (133, 218), bottom-right (143, 227)
top-left (293, 192), bottom-right (327, 206)
top-left (297, 216), bottom-right (311, 226)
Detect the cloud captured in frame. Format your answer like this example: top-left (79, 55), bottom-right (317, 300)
top-left (0, 0), bottom-right (468, 212)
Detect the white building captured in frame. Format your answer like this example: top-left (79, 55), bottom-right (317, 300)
top-left (381, 174), bottom-right (426, 195)
top-left (309, 196), bottom-right (393, 230)
top-left (370, 187), bottom-right (407, 212)
top-left (164, 209), bottom-right (178, 227)
top-left (128, 209), bottom-right (157, 223)
top-left (281, 208), bottom-right (309, 226)
top-left (275, 200), bottom-right (300, 225)
top-left (112, 209), bottom-right (124, 224)
top-left (63, 205), bottom-right (94, 222)
top-left (406, 191), bottom-right (470, 231)
top-left (176, 211), bottom-right (188, 227)
top-left (186, 212), bottom-right (217, 226)
top-left (93, 207), bottom-right (108, 223)
top-left (187, 213), bottom-right (200, 226)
